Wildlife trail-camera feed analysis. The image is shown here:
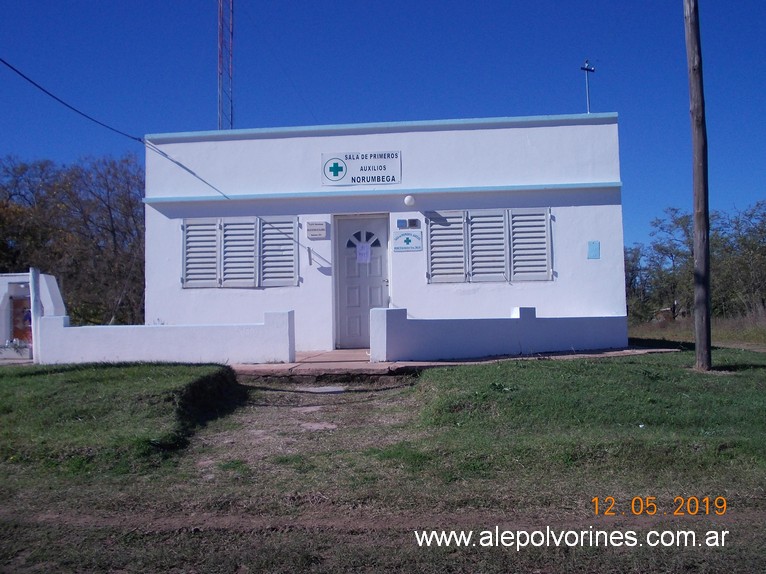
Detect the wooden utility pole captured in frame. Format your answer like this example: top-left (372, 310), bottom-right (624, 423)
top-left (683, 0), bottom-right (712, 370)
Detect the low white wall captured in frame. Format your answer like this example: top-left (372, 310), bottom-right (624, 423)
top-left (36, 311), bottom-right (295, 365)
top-left (370, 308), bottom-right (627, 362)
top-left (39, 274), bottom-right (67, 316)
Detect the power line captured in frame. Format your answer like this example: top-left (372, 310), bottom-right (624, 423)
top-left (143, 140), bottom-right (230, 199)
top-left (1, 56), bottom-right (143, 143)
top-left (0, 56), bottom-right (230, 200)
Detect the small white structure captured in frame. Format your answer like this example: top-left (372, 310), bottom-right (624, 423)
top-left (0, 271), bottom-right (66, 360)
top-left (144, 113), bottom-right (628, 361)
top-left (0, 273), bottom-right (33, 359)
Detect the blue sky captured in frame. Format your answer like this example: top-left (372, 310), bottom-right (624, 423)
top-left (1, 1), bottom-right (764, 247)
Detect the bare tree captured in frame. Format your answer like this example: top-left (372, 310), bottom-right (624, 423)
top-left (0, 155), bottom-right (145, 325)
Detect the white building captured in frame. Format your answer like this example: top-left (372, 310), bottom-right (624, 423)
top-left (143, 113), bottom-right (627, 361)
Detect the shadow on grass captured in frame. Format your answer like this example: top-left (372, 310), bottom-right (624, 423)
top-left (1, 364), bottom-right (251, 471)
top-left (6, 361), bottom-right (227, 378)
top-left (123, 366), bottom-right (250, 456)
top-left (629, 336), bottom-right (695, 351)
top-left (171, 366), bottom-right (250, 448)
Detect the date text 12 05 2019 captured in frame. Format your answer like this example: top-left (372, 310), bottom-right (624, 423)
top-left (592, 496), bottom-right (727, 516)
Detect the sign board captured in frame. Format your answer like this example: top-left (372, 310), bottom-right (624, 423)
top-left (306, 221), bottom-right (328, 240)
top-left (356, 243), bottom-right (371, 264)
top-left (393, 231), bottom-right (423, 252)
top-left (322, 151), bottom-right (401, 186)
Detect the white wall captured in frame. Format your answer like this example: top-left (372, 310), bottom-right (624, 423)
top-left (388, 197), bottom-right (626, 320)
top-left (144, 208), bottom-right (336, 351)
top-left (145, 189), bottom-right (626, 350)
top-left (370, 308), bottom-right (628, 362)
top-left (36, 311), bottom-right (295, 365)
top-left (145, 115), bottom-right (620, 199)
top-left (144, 114), bottom-right (626, 353)
top-left (23, 270), bottom-right (296, 366)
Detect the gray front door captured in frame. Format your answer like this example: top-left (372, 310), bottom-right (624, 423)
top-left (336, 216), bottom-right (389, 348)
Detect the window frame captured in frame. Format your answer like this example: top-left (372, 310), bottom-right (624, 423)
top-left (509, 207), bottom-right (552, 282)
top-left (181, 216), bottom-right (299, 289)
top-left (426, 210), bottom-right (467, 283)
top-left (181, 218), bottom-right (220, 288)
top-left (426, 208), bottom-right (552, 284)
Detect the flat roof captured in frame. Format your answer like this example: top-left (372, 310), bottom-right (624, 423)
top-left (145, 112), bottom-right (618, 145)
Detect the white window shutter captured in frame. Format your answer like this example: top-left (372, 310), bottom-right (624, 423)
top-left (259, 216), bottom-right (298, 287)
top-left (510, 208), bottom-right (552, 281)
top-left (427, 211), bottom-right (467, 283)
top-left (221, 219), bottom-right (257, 287)
top-left (182, 219), bottom-right (220, 288)
top-left (468, 210), bottom-right (508, 282)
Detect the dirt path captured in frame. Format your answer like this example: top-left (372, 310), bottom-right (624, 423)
top-left (188, 375), bottom-right (419, 473)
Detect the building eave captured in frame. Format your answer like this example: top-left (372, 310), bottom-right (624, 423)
top-left (145, 113), bottom-right (619, 145)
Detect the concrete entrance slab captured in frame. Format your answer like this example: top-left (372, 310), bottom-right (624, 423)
top-left (231, 346), bottom-right (676, 377)
top-left (232, 349), bottom-right (426, 377)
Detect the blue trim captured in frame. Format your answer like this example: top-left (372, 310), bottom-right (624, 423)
top-left (144, 182), bottom-right (622, 205)
top-left (145, 113), bottom-right (618, 144)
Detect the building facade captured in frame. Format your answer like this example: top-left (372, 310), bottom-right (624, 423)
top-left (144, 113), bottom-right (627, 356)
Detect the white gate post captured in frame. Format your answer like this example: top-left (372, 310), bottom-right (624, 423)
top-left (29, 267), bottom-right (42, 363)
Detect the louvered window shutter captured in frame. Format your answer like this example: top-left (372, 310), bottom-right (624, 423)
top-left (221, 219), bottom-right (257, 287)
top-left (182, 219), bottom-right (220, 287)
top-left (427, 211), bottom-right (467, 283)
top-left (468, 210), bottom-right (508, 282)
top-left (509, 208), bottom-right (552, 281)
top-left (259, 216), bottom-right (298, 287)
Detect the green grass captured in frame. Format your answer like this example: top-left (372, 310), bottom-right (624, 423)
top-left (217, 458), bottom-right (252, 477)
top-left (272, 453), bottom-right (318, 474)
top-left (346, 349), bottom-right (766, 516)
top-left (368, 442), bottom-right (436, 473)
top-left (2, 349), bottom-right (765, 572)
top-left (381, 350), bottom-right (766, 490)
top-left (0, 363), bottom-right (246, 473)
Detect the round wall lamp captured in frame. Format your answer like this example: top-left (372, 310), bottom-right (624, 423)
top-left (403, 195), bottom-right (415, 207)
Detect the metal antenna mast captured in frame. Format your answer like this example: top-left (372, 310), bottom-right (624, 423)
top-left (218, 0), bottom-right (234, 130)
top-left (580, 59), bottom-right (595, 113)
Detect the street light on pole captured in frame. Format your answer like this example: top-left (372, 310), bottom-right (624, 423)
top-left (580, 59), bottom-right (596, 113)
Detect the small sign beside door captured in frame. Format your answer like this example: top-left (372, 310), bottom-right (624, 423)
top-left (306, 221), bottom-right (328, 240)
top-left (393, 231), bottom-right (423, 252)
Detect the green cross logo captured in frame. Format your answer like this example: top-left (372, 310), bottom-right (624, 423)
top-left (329, 162), bottom-right (343, 177)
top-left (403, 237), bottom-right (412, 245)
top-left (324, 158), bottom-right (347, 181)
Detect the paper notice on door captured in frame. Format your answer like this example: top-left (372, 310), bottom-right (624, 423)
top-left (356, 243), bottom-right (371, 264)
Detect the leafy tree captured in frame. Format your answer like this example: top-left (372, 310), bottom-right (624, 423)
top-left (724, 201), bottom-right (766, 317)
top-left (647, 207), bottom-right (694, 316)
top-left (624, 244), bottom-right (653, 322)
top-left (627, 201), bottom-right (766, 324)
